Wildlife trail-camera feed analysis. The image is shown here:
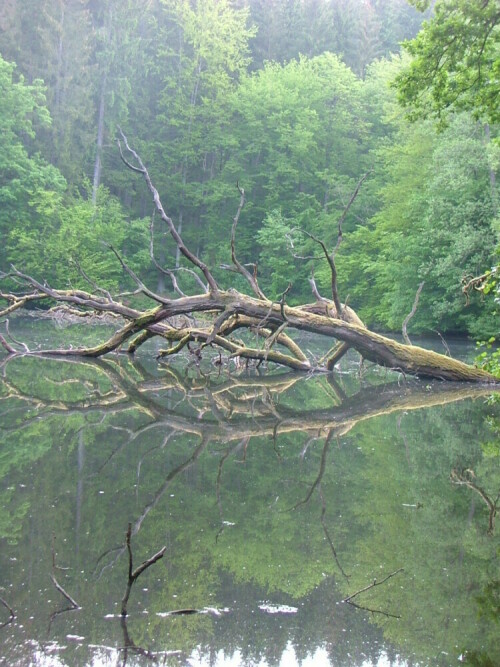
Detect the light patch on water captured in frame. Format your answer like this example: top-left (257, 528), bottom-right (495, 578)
top-left (258, 603), bottom-right (298, 614)
top-left (362, 653), bottom-right (410, 667)
top-left (188, 644), bottom-right (412, 667)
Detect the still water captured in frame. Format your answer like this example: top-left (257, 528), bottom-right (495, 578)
top-left (0, 321), bottom-right (499, 666)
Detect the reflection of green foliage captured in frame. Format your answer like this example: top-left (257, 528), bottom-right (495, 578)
top-left (462, 651), bottom-right (498, 667)
top-left (334, 405), bottom-right (500, 666)
top-left (476, 580), bottom-right (500, 624)
top-left (4, 356), bottom-right (115, 403)
top-left (0, 351), bottom-right (499, 665)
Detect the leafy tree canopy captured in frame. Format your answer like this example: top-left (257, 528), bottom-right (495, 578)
top-left (395, 0), bottom-right (500, 125)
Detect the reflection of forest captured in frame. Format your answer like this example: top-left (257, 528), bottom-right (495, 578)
top-left (0, 356), bottom-right (499, 666)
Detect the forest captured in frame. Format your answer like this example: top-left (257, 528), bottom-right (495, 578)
top-left (0, 4), bottom-right (499, 665)
top-left (0, 0), bottom-right (498, 365)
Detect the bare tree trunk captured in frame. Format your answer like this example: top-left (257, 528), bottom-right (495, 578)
top-left (92, 69), bottom-right (107, 206)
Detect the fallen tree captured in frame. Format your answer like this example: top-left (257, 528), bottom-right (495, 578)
top-left (0, 130), bottom-right (497, 383)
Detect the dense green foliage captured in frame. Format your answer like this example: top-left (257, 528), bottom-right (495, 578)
top-left (0, 0), bottom-right (498, 337)
top-left (395, 0), bottom-right (500, 125)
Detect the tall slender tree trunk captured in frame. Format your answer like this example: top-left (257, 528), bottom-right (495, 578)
top-left (484, 124), bottom-right (497, 216)
top-left (92, 69), bottom-right (107, 206)
top-left (175, 52), bottom-right (201, 268)
top-left (92, 4), bottom-right (112, 206)
top-left (54, 0), bottom-right (65, 113)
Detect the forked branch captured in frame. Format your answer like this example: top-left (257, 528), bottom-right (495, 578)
top-left (121, 523), bottom-right (166, 616)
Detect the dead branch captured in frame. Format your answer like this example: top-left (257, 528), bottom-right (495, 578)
top-left (149, 214), bottom-right (185, 297)
top-left (333, 171), bottom-right (371, 257)
top-left (121, 523), bottom-right (166, 616)
top-left (230, 184), bottom-right (267, 300)
top-left (118, 127), bottom-right (219, 293)
top-left (50, 574), bottom-right (81, 610)
top-left (319, 487), bottom-right (350, 582)
top-left (0, 596), bottom-right (15, 629)
top-left (287, 429), bottom-right (334, 511)
top-left (0, 333), bottom-right (16, 354)
top-left (402, 282), bottom-right (425, 345)
top-left (72, 258), bottom-right (114, 302)
top-left (450, 468), bottom-right (499, 535)
top-left (342, 568), bottom-right (404, 619)
top-left (300, 229), bottom-right (343, 316)
top-left (462, 267), bottom-right (497, 305)
top-left (4, 320), bottom-right (29, 352)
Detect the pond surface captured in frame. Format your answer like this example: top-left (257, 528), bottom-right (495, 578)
top-left (0, 321), bottom-right (499, 666)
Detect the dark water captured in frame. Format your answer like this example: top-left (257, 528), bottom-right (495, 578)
top-left (0, 321), bottom-right (499, 666)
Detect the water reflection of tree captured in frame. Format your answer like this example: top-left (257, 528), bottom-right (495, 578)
top-left (0, 356), bottom-right (499, 666)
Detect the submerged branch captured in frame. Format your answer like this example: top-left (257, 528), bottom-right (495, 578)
top-left (121, 523), bottom-right (166, 616)
top-left (50, 574), bottom-right (81, 610)
top-left (0, 597), bottom-right (15, 629)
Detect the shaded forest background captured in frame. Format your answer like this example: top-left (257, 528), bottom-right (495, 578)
top-left (0, 0), bottom-right (498, 337)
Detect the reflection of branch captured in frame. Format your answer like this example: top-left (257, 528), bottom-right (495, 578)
top-left (214, 437), bottom-right (249, 542)
top-left (48, 534), bottom-right (81, 631)
top-left (319, 488), bottom-right (350, 582)
top-left (3, 357), bottom-right (499, 450)
top-left (0, 596), bottom-right (15, 629)
top-left (120, 614), bottom-right (156, 665)
top-left (119, 615), bottom-right (185, 666)
top-left (52, 532), bottom-right (70, 571)
top-left (215, 447), bottom-right (232, 543)
top-left (287, 429), bottom-right (333, 511)
top-left (342, 568), bottom-right (404, 619)
top-left (48, 572), bottom-right (81, 632)
top-left (121, 523), bottom-right (166, 616)
top-left (97, 435), bottom-right (209, 578)
top-left (451, 469), bottom-right (499, 535)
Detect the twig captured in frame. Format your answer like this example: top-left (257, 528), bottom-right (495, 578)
top-left (432, 329), bottom-right (451, 356)
top-left (149, 214), bottom-right (185, 297)
top-left (333, 171), bottom-right (371, 257)
top-left (72, 258), bottom-right (114, 302)
top-left (342, 568), bottom-right (403, 618)
top-left (308, 273), bottom-right (328, 303)
top-left (278, 283), bottom-right (292, 320)
top-left (106, 244), bottom-right (171, 305)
